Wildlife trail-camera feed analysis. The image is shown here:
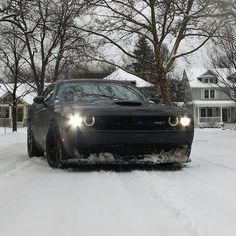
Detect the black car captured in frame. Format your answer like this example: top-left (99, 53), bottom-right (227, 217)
top-left (27, 79), bottom-right (194, 168)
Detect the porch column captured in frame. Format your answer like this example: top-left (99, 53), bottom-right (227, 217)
top-left (24, 105), bottom-right (28, 127)
top-left (198, 106), bottom-right (200, 124)
top-left (23, 105), bottom-right (26, 119)
top-left (8, 105), bottom-right (12, 128)
top-left (220, 106), bottom-right (223, 123)
top-left (9, 105), bottom-right (12, 119)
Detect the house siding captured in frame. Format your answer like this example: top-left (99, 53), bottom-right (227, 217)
top-left (0, 119), bottom-right (11, 127)
top-left (191, 88), bottom-right (230, 100)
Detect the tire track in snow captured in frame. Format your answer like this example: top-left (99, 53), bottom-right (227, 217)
top-left (0, 168), bottom-right (59, 234)
top-left (134, 171), bottom-right (209, 236)
top-left (0, 143), bottom-right (25, 158)
top-left (0, 158), bottom-right (34, 186)
top-left (197, 158), bottom-right (236, 172)
top-left (116, 171), bottom-right (199, 236)
top-left (0, 143), bottom-right (29, 173)
top-left (0, 143), bottom-right (44, 185)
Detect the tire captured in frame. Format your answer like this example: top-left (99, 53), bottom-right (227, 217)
top-left (46, 125), bottom-right (64, 168)
top-left (186, 146), bottom-right (192, 158)
top-left (27, 127), bottom-right (44, 158)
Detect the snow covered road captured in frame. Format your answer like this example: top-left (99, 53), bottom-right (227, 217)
top-left (0, 128), bottom-right (236, 236)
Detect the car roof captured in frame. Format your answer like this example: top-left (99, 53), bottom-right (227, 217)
top-left (55, 79), bottom-right (135, 86)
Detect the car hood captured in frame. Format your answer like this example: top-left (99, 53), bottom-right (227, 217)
top-left (55, 100), bottom-right (189, 117)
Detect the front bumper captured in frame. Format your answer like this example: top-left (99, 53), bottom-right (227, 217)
top-left (59, 129), bottom-right (194, 164)
top-left (61, 148), bottom-right (191, 165)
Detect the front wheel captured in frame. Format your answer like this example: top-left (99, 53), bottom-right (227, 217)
top-left (186, 146), bottom-right (192, 158)
top-left (27, 127), bottom-right (44, 158)
top-left (46, 125), bottom-right (64, 168)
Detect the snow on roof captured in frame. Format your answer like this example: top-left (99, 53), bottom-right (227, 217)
top-left (103, 69), bottom-right (153, 87)
top-left (186, 67), bottom-right (235, 88)
top-left (192, 100), bottom-right (236, 107)
top-left (198, 70), bottom-right (217, 78)
top-left (0, 84), bottom-right (37, 105)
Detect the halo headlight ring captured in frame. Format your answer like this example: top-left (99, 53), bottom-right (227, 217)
top-left (168, 117), bottom-right (179, 127)
top-left (83, 116), bottom-right (95, 127)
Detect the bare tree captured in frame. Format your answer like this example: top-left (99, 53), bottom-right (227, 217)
top-left (0, 24), bottom-right (34, 131)
top-left (1, 0), bottom-right (89, 95)
top-left (209, 24), bottom-right (236, 102)
top-left (0, 0), bottom-right (17, 22)
top-left (76, 0), bottom-right (230, 104)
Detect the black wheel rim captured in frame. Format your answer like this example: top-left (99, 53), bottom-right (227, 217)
top-left (27, 128), bottom-right (33, 153)
top-left (47, 128), bottom-right (60, 164)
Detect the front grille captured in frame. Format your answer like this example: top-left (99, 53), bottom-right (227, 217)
top-left (90, 116), bottom-right (180, 130)
top-left (76, 144), bottom-right (190, 156)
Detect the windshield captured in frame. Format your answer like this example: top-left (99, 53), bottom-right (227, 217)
top-left (56, 82), bottom-right (147, 102)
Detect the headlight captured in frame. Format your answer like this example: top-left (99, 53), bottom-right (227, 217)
top-left (84, 116), bottom-right (95, 127)
top-left (69, 115), bottom-right (83, 128)
top-left (168, 117), bottom-right (179, 127)
top-left (180, 117), bottom-right (191, 127)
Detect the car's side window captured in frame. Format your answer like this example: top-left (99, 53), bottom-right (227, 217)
top-left (42, 85), bottom-right (55, 103)
top-left (45, 90), bottom-right (54, 103)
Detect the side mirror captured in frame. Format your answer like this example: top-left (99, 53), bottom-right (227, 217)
top-left (149, 97), bottom-right (161, 104)
top-left (33, 96), bottom-right (45, 104)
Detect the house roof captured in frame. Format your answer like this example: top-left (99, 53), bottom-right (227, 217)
top-left (0, 83), bottom-right (37, 105)
top-left (197, 70), bottom-right (217, 78)
top-left (186, 67), bottom-right (236, 88)
top-left (103, 69), bottom-right (153, 87)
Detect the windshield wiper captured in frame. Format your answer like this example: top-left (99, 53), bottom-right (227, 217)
top-left (83, 94), bottom-right (120, 100)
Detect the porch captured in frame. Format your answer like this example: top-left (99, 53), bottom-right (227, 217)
top-left (192, 101), bottom-right (236, 127)
top-left (0, 104), bottom-right (29, 128)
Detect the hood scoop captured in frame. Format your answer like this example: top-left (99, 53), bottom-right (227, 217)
top-left (114, 101), bottom-right (143, 106)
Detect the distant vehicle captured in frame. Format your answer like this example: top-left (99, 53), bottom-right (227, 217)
top-left (27, 79), bottom-right (194, 168)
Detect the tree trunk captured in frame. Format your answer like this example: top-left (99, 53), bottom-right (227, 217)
top-left (12, 84), bottom-right (18, 132)
top-left (53, 54), bottom-right (63, 82)
top-left (12, 102), bottom-right (17, 132)
top-left (156, 64), bottom-right (172, 105)
top-left (37, 79), bottom-right (45, 95)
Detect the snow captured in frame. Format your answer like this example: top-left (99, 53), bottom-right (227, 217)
top-left (103, 69), bottom-right (153, 87)
top-left (0, 128), bottom-right (236, 236)
top-left (185, 67), bottom-right (235, 89)
top-left (192, 100), bottom-right (236, 107)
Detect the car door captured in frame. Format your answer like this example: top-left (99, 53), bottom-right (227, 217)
top-left (34, 85), bottom-right (55, 148)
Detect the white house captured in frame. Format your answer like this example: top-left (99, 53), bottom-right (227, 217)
top-left (186, 68), bottom-right (236, 127)
top-left (0, 84), bottom-right (36, 127)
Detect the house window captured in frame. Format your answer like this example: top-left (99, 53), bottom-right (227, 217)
top-left (210, 90), bottom-right (215, 98)
top-left (200, 108), bottom-right (206, 117)
top-left (208, 108), bottom-right (213, 117)
top-left (17, 107), bottom-right (24, 122)
top-left (203, 89), bottom-right (216, 99)
top-left (204, 90), bottom-right (209, 98)
top-left (200, 107), bottom-right (220, 117)
top-left (0, 107), bottom-right (10, 118)
top-left (202, 77), bottom-right (217, 84)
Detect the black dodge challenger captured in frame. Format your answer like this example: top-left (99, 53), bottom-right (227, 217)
top-left (27, 79), bottom-right (194, 168)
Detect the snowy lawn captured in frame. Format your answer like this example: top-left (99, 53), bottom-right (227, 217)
top-left (0, 128), bottom-right (236, 236)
